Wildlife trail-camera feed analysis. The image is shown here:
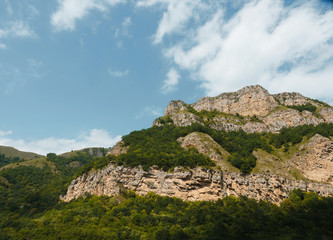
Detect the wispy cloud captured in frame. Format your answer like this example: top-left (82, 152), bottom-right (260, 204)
top-left (51, 0), bottom-right (126, 32)
top-left (137, 0), bottom-right (206, 44)
top-left (0, 59), bottom-right (44, 93)
top-left (108, 68), bottom-right (129, 77)
top-left (114, 16), bottom-right (132, 47)
top-left (0, 129), bottom-right (121, 155)
top-left (145, 0), bottom-right (333, 102)
top-left (0, 21), bottom-right (36, 49)
top-left (136, 106), bottom-right (162, 119)
top-left (0, 63), bottom-right (24, 94)
top-left (0, 130), bottom-right (12, 137)
top-left (162, 68), bottom-right (179, 93)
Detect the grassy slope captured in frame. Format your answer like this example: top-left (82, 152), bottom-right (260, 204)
top-left (0, 145), bottom-right (42, 159)
top-left (0, 157), bottom-right (56, 171)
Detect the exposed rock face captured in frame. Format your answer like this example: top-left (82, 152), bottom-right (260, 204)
top-left (107, 141), bottom-right (128, 156)
top-left (193, 85), bottom-right (278, 117)
top-left (263, 109), bottom-right (323, 132)
top-left (165, 100), bottom-right (188, 116)
top-left (177, 132), bottom-right (237, 172)
top-left (169, 112), bottom-right (202, 127)
top-left (61, 164), bottom-right (333, 205)
top-left (273, 92), bottom-right (310, 106)
top-left (293, 134), bottom-right (333, 185)
top-left (155, 85), bottom-right (333, 133)
top-left (320, 107), bottom-right (333, 122)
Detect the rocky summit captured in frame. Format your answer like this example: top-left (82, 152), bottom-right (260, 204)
top-left (155, 85), bottom-right (333, 133)
top-left (62, 85), bottom-right (333, 204)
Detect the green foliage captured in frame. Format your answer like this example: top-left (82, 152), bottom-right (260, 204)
top-left (0, 154), bottom-right (22, 168)
top-left (268, 123), bottom-right (333, 148)
top-left (156, 116), bottom-right (174, 125)
top-left (287, 104), bottom-right (317, 113)
top-left (311, 99), bottom-right (331, 107)
top-left (0, 151), bottom-right (99, 218)
top-left (119, 125), bottom-right (215, 171)
top-left (1, 191), bottom-right (332, 240)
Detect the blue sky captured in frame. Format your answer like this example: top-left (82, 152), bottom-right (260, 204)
top-left (0, 0), bottom-right (332, 155)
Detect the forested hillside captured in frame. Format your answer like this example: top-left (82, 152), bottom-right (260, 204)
top-left (1, 190), bottom-right (332, 239)
top-left (1, 124), bottom-right (333, 239)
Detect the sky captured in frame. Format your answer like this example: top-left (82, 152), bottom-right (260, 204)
top-left (0, 0), bottom-right (332, 155)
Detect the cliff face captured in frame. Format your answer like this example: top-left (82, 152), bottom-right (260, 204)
top-left (61, 165), bottom-right (333, 205)
top-left (293, 134), bottom-right (333, 185)
top-left (62, 130), bottom-right (333, 204)
top-left (193, 85), bottom-right (278, 117)
top-left (155, 85), bottom-right (333, 133)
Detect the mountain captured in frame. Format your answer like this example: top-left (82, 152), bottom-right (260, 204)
top-left (154, 85), bottom-right (333, 132)
top-left (61, 85), bottom-right (333, 204)
top-left (1, 85), bottom-right (333, 239)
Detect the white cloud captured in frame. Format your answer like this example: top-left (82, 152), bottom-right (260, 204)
top-left (137, 0), bottom-right (206, 43)
top-left (0, 129), bottom-right (121, 155)
top-left (152, 0), bottom-right (333, 102)
top-left (51, 0), bottom-right (125, 31)
top-left (0, 130), bottom-right (12, 137)
top-left (0, 21), bottom-right (36, 48)
top-left (108, 68), bottom-right (129, 77)
top-left (114, 16), bottom-right (132, 47)
top-left (162, 68), bottom-right (179, 93)
top-left (122, 16), bottom-right (131, 29)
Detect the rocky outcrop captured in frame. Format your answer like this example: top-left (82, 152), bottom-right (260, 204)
top-left (320, 107), bottom-right (333, 122)
top-left (165, 100), bottom-right (188, 116)
top-left (177, 132), bottom-right (237, 172)
top-left (107, 141), bottom-right (129, 156)
top-left (273, 92), bottom-right (311, 106)
top-left (293, 134), bottom-right (333, 185)
top-left (155, 85), bottom-right (333, 133)
top-left (61, 164), bottom-right (333, 205)
top-left (263, 109), bottom-right (323, 132)
top-left (193, 85), bottom-right (278, 117)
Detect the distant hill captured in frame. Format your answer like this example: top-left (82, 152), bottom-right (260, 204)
top-left (0, 145), bottom-right (42, 159)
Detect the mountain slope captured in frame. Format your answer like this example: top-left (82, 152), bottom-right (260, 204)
top-left (62, 85), bottom-right (333, 204)
top-left (0, 145), bottom-right (42, 159)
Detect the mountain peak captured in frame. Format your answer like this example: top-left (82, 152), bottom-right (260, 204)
top-left (156, 85), bottom-right (333, 133)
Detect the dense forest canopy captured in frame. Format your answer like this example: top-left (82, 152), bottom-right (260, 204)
top-left (0, 190), bottom-right (332, 239)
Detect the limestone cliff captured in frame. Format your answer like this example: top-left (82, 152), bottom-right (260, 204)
top-left (62, 131), bottom-right (333, 204)
top-left (154, 85), bottom-right (333, 133)
top-left (292, 134), bottom-right (333, 185)
top-left (61, 165), bottom-right (333, 205)
top-left (193, 85), bottom-right (278, 116)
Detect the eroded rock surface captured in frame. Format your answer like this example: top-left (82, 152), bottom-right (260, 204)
top-left (293, 134), bottom-right (333, 185)
top-left (177, 132), bottom-right (237, 172)
top-left (61, 165), bottom-right (333, 205)
top-left (155, 85), bottom-right (333, 133)
top-left (193, 85), bottom-right (278, 117)
top-left (107, 141), bottom-right (129, 156)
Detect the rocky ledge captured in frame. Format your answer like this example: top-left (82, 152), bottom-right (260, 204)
top-left (61, 165), bottom-right (333, 205)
